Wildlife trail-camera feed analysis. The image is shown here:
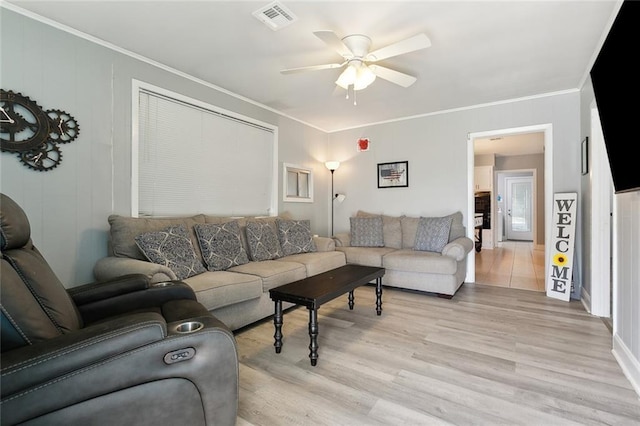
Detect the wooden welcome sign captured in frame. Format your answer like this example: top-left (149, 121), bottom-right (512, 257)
top-left (547, 192), bottom-right (577, 301)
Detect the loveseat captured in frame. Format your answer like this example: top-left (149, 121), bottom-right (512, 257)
top-left (333, 211), bottom-right (474, 298)
top-left (93, 214), bottom-right (346, 331)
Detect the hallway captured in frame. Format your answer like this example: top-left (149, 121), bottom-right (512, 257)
top-left (474, 241), bottom-right (546, 292)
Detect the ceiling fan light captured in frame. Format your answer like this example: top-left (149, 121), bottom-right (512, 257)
top-left (354, 65), bottom-right (376, 90)
top-left (336, 64), bottom-right (357, 89)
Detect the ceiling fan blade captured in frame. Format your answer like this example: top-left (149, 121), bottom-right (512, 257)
top-left (366, 33), bottom-right (431, 62)
top-left (280, 62), bottom-right (345, 74)
top-left (313, 30), bottom-right (352, 58)
top-left (369, 65), bottom-right (417, 88)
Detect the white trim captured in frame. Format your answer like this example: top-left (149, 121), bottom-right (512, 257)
top-left (580, 286), bottom-right (592, 313)
top-left (331, 90), bottom-right (577, 133)
top-left (612, 334), bottom-right (640, 398)
top-left (590, 103), bottom-right (612, 317)
top-left (467, 124), bottom-right (553, 288)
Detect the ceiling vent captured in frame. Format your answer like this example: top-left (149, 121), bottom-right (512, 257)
top-left (253, 1), bottom-right (297, 31)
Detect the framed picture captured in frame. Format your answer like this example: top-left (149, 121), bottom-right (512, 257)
top-left (377, 161), bottom-right (408, 188)
top-left (581, 137), bottom-right (589, 175)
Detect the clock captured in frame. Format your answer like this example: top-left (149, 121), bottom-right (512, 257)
top-left (0, 90), bottom-right (51, 152)
top-left (1, 89), bottom-right (80, 171)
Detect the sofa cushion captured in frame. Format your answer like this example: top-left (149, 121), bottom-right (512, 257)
top-left (134, 224), bottom-right (206, 280)
top-left (245, 219), bottom-right (283, 261)
top-left (356, 211), bottom-right (403, 249)
top-left (414, 215), bottom-right (453, 253)
top-left (383, 249), bottom-right (458, 275)
top-left (278, 251), bottom-right (346, 276)
top-left (229, 260), bottom-right (306, 292)
top-left (448, 211), bottom-right (465, 240)
top-left (336, 246), bottom-right (397, 267)
top-left (182, 270), bottom-right (262, 311)
top-left (194, 221), bottom-right (249, 271)
top-left (350, 216), bottom-right (384, 247)
top-left (108, 214), bottom-right (205, 260)
top-left (400, 216), bottom-right (420, 249)
top-left (276, 219), bottom-right (317, 256)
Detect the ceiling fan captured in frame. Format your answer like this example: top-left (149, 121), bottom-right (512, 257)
top-left (281, 30), bottom-right (431, 95)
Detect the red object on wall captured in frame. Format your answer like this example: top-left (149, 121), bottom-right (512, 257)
top-left (357, 138), bottom-right (370, 151)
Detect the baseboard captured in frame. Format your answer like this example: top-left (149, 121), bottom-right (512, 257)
top-left (612, 334), bottom-right (640, 398)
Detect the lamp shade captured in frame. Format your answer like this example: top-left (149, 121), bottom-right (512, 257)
top-left (325, 161), bottom-right (340, 171)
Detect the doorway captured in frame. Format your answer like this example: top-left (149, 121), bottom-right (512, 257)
top-left (467, 124), bottom-right (553, 284)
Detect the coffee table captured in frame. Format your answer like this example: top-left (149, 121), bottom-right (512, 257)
top-left (269, 264), bottom-right (385, 366)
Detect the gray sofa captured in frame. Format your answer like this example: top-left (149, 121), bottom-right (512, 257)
top-left (333, 211), bottom-right (474, 298)
top-left (93, 214), bottom-right (346, 331)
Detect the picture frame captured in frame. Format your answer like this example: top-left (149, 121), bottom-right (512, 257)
top-left (377, 161), bottom-right (408, 188)
top-left (581, 137), bottom-right (589, 175)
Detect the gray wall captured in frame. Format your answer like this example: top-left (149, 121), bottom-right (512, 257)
top-left (328, 93), bottom-right (580, 236)
top-left (0, 9), bottom-right (329, 285)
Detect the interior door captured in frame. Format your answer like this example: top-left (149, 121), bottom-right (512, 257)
top-left (506, 176), bottom-right (533, 241)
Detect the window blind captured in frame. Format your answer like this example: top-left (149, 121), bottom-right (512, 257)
top-left (137, 90), bottom-right (275, 217)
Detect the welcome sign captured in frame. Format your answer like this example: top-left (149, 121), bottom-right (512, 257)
top-left (547, 192), bottom-right (578, 301)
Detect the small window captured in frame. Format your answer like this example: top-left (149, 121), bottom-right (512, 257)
top-left (283, 163), bottom-right (313, 203)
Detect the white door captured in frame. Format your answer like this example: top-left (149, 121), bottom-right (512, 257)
top-left (506, 176), bottom-right (533, 241)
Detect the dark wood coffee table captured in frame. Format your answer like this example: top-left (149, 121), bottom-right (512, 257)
top-left (269, 264), bottom-right (385, 366)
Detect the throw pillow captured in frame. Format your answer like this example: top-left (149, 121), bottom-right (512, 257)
top-left (414, 216), bottom-right (453, 253)
top-left (276, 219), bottom-right (317, 256)
top-left (245, 219), bottom-right (283, 261)
top-left (194, 221), bottom-right (249, 271)
top-left (134, 224), bottom-right (206, 280)
top-left (350, 216), bottom-right (384, 247)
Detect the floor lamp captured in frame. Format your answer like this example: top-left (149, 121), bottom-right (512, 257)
top-left (325, 161), bottom-right (340, 236)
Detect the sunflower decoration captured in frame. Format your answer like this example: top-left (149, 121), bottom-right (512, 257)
top-left (553, 253), bottom-right (568, 266)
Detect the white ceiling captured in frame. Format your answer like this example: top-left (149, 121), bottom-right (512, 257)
top-left (6, 0), bottom-right (619, 138)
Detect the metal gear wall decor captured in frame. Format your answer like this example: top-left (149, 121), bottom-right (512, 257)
top-left (0, 89), bottom-right (80, 171)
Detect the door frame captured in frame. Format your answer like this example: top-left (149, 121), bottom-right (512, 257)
top-left (467, 124), bottom-right (553, 284)
top-left (590, 102), bottom-right (613, 319)
top-left (502, 172), bottom-right (536, 243)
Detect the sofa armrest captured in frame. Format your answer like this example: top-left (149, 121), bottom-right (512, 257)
top-left (313, 236), bottom-right (335, 252)
top-left (442, 236), bottom-right (474, 261)
top-left (94, 256), bottom-right (176, 283)
top-left (333, 232), bottom-right (351, 247)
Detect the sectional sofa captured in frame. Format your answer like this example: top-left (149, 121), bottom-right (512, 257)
top-left (93, 214), bottom-right (346, 331)
top-left (333, 211), bottom-right (474, 297)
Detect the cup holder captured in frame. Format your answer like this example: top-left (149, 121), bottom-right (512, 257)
top-left (175, 321), bottom-right (204, 334)
top-left (152, 281), bottom-right (175, 287)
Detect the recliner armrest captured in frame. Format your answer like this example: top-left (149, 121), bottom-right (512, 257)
top-left (68, 273), bottom-right (151, 304)
top-left (71, 280), bottom-right (199, 325)
top-left (1, 312), bottom-right (167, 398)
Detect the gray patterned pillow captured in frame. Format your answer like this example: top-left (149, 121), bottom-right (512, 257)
top-left (194, 221), bottom-right (249, 271)
top-left (276, 219), bottom-right (317, 256)
top-left (245, 220), bottom-right (283, 261)
top-left (350, 216), bottom-right (384, 247)
top-left (414, 216), bottom-right (453, 253)
top-left (134, 224), bottom-right (206, 279)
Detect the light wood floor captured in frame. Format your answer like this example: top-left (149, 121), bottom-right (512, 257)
top-left (475, 241), bottom-right (546, 292)
top-left (234, 283), bottom-right (640, 425)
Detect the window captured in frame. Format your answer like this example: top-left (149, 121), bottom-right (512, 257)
top-left (132, 80), bottom-right (278, 217)
top-left (283, 163), bottom-right (313, 203)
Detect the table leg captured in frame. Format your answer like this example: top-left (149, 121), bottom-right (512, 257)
top-left (348, 290), bottom-right (354, 310)
top-left (273, 300), bottom-right (283, 354)
top-left (308, 307), bottom-right (319, 366)
top-left (376, 277), bottom-right (382, 316)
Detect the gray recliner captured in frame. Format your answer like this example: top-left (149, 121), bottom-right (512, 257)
top-left (0, 193), bottom-right (238, 426)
